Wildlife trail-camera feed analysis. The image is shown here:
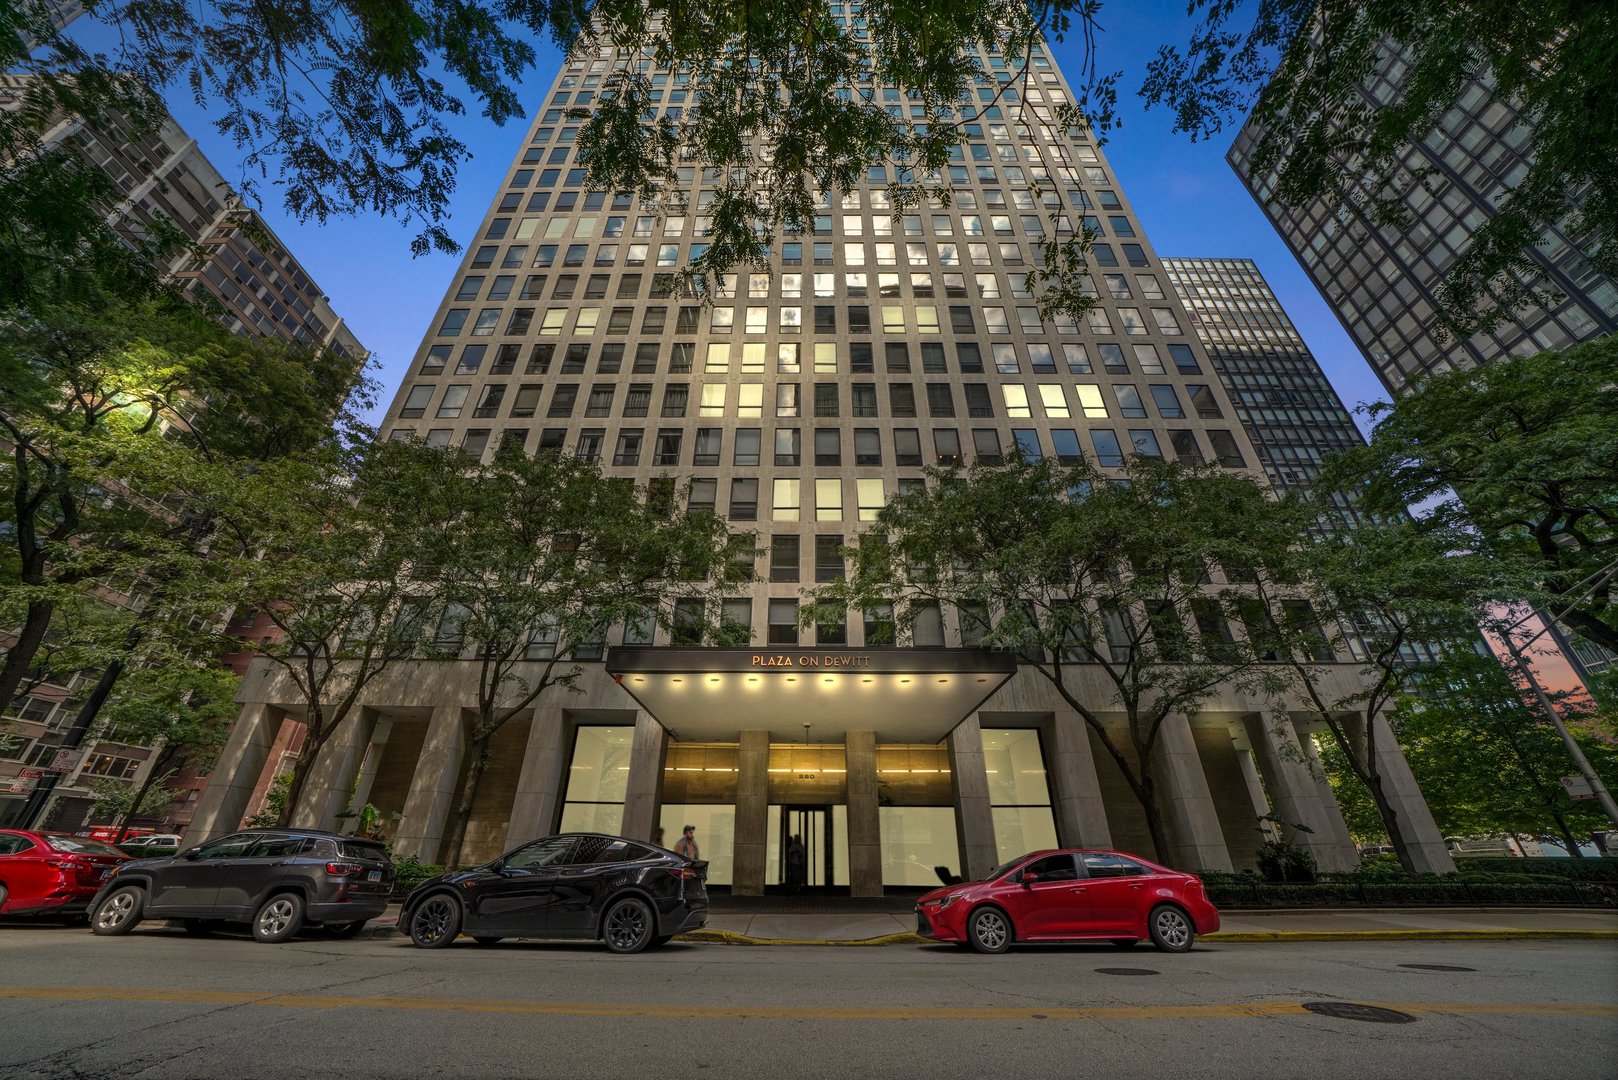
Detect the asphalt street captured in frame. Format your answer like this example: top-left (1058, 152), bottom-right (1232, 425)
top-left (0, 923), bottom-right (1614, 1080)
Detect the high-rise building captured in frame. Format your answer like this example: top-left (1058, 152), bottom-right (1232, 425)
top-left (0, 77), bottom-right (368, 831)
top-left (1161, 257), bottom-right (1366, 502)
top-left (1228, 56), bottom-right (1618, 396)
top-left (190, 25), bottom-right (1457, 886)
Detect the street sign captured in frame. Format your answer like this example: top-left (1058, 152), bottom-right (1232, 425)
top-left (8, 776), bottom-right (37, 794)
top-left (17, 767), bottom-right (45, 779)
top-left (1561, 774), bottom-right (1597, 801)
top-left (47, 749), bottom-right (78, 773)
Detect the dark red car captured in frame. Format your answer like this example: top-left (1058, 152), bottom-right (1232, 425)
top-left (915, 848), bottom-right (1219, 954)
top-left (0, 829), bottom-right (130, 920)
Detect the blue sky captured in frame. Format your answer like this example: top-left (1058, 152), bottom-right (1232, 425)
top-left (77, 3), bottom-right (1390, 431)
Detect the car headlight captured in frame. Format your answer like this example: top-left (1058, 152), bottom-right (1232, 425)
top-left (936, 894), bottom-right (959, 909)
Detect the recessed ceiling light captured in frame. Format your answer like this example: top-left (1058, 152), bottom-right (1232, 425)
top-left (671, 677), bottom-right (683, 683)
top-left (899, 677), bottom-right (911, 684)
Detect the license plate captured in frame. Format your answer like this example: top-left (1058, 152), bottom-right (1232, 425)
top-left (367, 870), bottom-right (382, 882)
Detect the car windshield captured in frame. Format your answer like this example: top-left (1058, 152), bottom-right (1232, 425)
top-left (983, 853), bottom-right (1036, 882)
top-left (46, 835), bottom-right (125, 856)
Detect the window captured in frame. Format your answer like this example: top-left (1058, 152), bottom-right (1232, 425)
top-left (815, 478), bottom-right (843, 521)
top-left (857, 478), bottom-right (885, 521)
top-left (972, 428), bottom-right (1003, 463)
top-left (770, 535), bottom-right (800, 582)
top-left (1187, 384), bottom-right (1223, 419)
top-left (654, 429), bottom-right (683, 466)
top-left (814, 428), bottom-right (841, 465)
top-left (774, 427), bottom-right (801, 465)
top-left (734, 428), bottom-right (761, 466)
top-left (1208, 430), bottom-right (1247, 468)
top-left (1090, 428), bottom-right (1125, 467)
top-left (773, 478), bottom-right (801, 520)
top-left (854, 428), bottom-right (882, 466)
top-left (983, 728), bottom-right (1058, 862)
top-left (768, 600), bottom-right (799, 645)
top-left (435, 385), bottom-right (469, 418)
top-left (1149, 385), bottom-right (1184, 418)
top-left (729, 477), bottom-right (758, 520)
top-left (1050, 429), bottom-right (1083, 464)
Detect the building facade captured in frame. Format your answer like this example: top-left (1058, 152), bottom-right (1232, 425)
top-left (190, 26), bottom-right (1456, 887)
top-left (0, 78), bottom-right (369, 831)
top-left (1228, 54), bottom-right (1618, 397)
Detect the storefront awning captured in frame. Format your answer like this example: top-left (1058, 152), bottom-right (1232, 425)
top-left (605, 647), bottom-right (1018, 742)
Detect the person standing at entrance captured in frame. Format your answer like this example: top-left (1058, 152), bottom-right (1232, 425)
top-left (675, 824), bottom-right (699, 861)
top-left (786, 834), bottom-right (806, 892)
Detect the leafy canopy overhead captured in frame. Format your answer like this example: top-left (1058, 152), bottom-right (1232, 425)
top-left (1141, 0), bottom-right (1618, 340)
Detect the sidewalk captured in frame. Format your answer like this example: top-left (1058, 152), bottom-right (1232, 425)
top-left (366, 904), bottom-right (1618, 944)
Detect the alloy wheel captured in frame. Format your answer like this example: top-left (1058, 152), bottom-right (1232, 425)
top-left (258, 898), bottom-right (297, 938)
top-left (604, 899), bottom-right (651, 954)
top-left (411, 896), bottom-right (460, 948)
top-left (969, 908), bottom-right (1011, 954)
top-left (1152, 907), bottom-right (1192, 951)
top-left (93, 888), bottom-right (142, 935)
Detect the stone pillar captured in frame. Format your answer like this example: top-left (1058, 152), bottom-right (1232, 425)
top-left (1233, 735), bottom-right (1280, 842)
top-left (183, 702), bottom-right (284, 846)
top-left (392, 706), bottom-right (466, 864)
top-left (620, 711), bottom-right (668, 843)
top-left (947, 714), bottom-right (999, 882)
top-left (1242, 713), bottom-right (1358, 872)
top-left (1151, 715), bottom-right (1233, 872)
top-left (845, 730), bottom-right (883, 897)
top-left (347, 716), bottom-right (395, 812)
top-left (1366, 712), bottom-right (1456, 873)
top-left (291, 708), bottom-right (377, 831)
top-left (1043, 710), bottom-right (1112, 848)
top-left (505, 707), bottom-right (571, 851)
top-left (731, 730), bottom-right (769, 896)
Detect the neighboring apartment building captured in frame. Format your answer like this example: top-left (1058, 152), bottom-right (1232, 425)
top-left (1161, 257), bottom-right (1367, 500)
top-left (1228, 53), bottom-right (1617, 397)
top-left (0, 77), bottom-right (368, 831)
top-left (188, 22), bottom-right (1457, 889)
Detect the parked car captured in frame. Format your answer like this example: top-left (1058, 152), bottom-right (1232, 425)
top-left (915, 848), bottom-right (1220, 954)
top-left (119, 834), bottom-right (182, 855)
top-left (400, 832), bottom-right (708, 954)
top-left (88, 828), bottom-right (394, 943)
top-left (0, 829), bottom-right (130, 920)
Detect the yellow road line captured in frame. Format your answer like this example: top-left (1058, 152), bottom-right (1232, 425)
top-left (0, 987), bottom-right (1613, 1021)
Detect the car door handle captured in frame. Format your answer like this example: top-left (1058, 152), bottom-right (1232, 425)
top-left (1067, 885), bottom-right (1086, 892)
top-left (1129, 883), bottom-right (1144, 889)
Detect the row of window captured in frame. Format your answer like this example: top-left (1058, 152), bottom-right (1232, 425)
top-left (384, 424), bottom-right (1248, 477)
top-left (402, 379), bottom-right (1226, 425)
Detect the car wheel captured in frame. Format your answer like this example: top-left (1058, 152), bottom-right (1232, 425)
top-left (408, 894), bottom-right (462, 949)
top-left (472, 936), bottom-right (504, 946)
top-left (1110, 938), bottom-right (1139, 948)
top-left (1148, 904), bottom-right (1195, 953)
top-left (183, 919), bottom-right (218, 937)
top-left (91, 885), bottom-right (145, 936)
top-left (966, 906), bottom-right (1013, 955)
top-left (323, 920), bottom-right (367, 940)
top-left (252, 893), bottom-right (306, 944)
top-left (602, 897), bottom-right (654, 955)
top-left (0, 883), bottom-right (9, 912)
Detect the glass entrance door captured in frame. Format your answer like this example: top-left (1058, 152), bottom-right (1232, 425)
top-left (775, 805), bottom-right (833, 891)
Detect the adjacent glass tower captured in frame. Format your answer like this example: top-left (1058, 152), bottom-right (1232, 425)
top-left (1228, 54), bottom-right (1617, 395)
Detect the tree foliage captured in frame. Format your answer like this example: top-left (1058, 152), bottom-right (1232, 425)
top-left (809, 454), bottom-right (1300, 866)
top-left (1141, 0), bottom-right (1618, 340)
top-left (401, 442), bottom-right (747, 868)
top-left (1326, 338), bottom-right (1618, 658)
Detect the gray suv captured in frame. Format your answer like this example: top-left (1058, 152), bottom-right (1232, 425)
top-left (88, 829), bottom-right (394, 942)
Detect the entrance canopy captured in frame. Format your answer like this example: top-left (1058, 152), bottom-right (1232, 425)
top-left (606, 647), bottom-right (1018, 742)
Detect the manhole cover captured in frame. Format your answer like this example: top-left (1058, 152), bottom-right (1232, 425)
top-left (1398, 964), bottom-right (1477, 972)
top-left (1095, 967), bottom-right (1160, 976)
top-left (1301, 1002), bottom-right (1418, 1024)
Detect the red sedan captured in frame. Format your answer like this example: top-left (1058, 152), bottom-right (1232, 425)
top-left (0, 829), bottom-right (130, 920)
top-left (915, 848), bottom-right (1220, 954)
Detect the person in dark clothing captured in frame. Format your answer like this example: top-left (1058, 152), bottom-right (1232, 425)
top-left (785, 834), bottom-right (807, 892)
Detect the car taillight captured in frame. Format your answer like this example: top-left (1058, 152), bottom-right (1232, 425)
top-left (667, 867), bottom-right (697, 880)
top-left (325, 862), bottom-right (363, 876)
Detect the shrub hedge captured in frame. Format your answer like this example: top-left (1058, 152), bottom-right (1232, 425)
top-left (1453, 857), bottom-right (1618, 883)
top-left (1201, 874), bottom-right (1615, 908)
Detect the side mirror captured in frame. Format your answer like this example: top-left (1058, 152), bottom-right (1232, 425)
top-left (1020, 870), bottom-right (1041, 886)
top-left (182, 847), bottom-right (203, 861)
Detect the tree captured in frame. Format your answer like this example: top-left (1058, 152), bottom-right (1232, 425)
top-left (1142, 0), bottom-right (1618, 340)
top-left (407, 442), bottom-right (746, 869)
top-left (1325, 338), bottom-right (1618, 659)
top-left (808, 454), bottom-right (1299, 867)
top-left (1257, 514), bottom-right (1530, 873)
top-left (203, 440), bottom-right (446, 828)
top-left (1388, 647), bottom-right (1617, 854)
top-left (85, 771), bottom-right (177, 829)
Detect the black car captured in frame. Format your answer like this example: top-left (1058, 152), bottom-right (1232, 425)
top-left (401, 833), bottom-right (707, 954)
top-left (88, 828), bottom-right (395, 943)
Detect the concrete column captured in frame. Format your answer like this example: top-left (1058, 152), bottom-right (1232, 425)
top-left (845, 730), bottom-right (883, 897)
top-left (1367, 712), bottom-right (1456, 873)
top-left (392, 706), bottom-right (466, 864)
top-left (1043, 711), bottom-right (1112, 848)
top-left (347, 716), bottom-right (395, 812)
top-left (619, 711), bottom-right (668, 843)
top-left (947, 714), bottom-right (999, 882)
top-left (182, 702), bottom-right (284, 846)
top-left (731, 730), bottom-right (769, 896)
top-left (290, 707), bottom-right (377, 831)
top-left (505, 707), bottom-right (571, 850)
top-left (1233, 736), bottom-right (1280, 842)
top-left (1242, 714), bottom-right (1358, 872)
top-left (1150, 715), bottom-right (1233, 872)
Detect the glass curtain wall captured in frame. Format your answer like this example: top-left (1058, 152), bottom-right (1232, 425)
top-left (982, 728), bottom-right (1057, 862)
top-left (876, 743), bottom-right (958, 886)
top-left (661, 742), bottom-right (740, 884)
